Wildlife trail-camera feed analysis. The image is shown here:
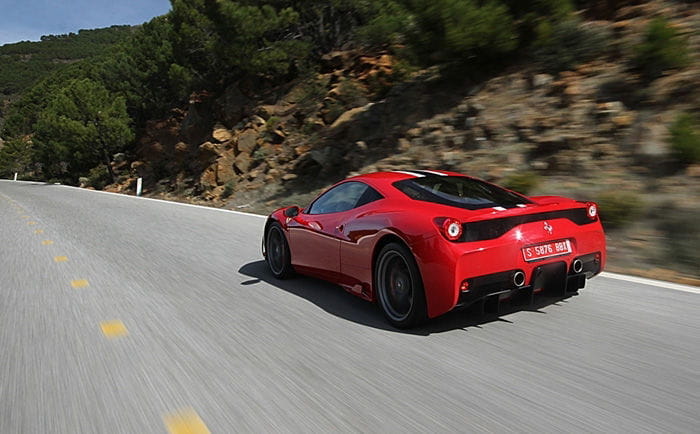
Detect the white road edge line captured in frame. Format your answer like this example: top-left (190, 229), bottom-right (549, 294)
top-left (3, 180), bottom-right (698, 292)
top-left (600, 272), bottom-right (700, 294)
top-left (0, 179), bottom-right (267, 220)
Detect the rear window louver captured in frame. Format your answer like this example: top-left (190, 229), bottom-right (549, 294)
top-left (460, 208), bottom-right (594, 242)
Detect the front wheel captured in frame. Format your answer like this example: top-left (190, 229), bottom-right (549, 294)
top-left (265, 222), bottom-right (294, 279)
top-left (375, 242), bottom-right (427, 328)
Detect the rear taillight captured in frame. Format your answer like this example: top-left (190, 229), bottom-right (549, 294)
top-left (586, 202), bottom-right (598, 220)
top-left (434, 217), bottom-right (463, 241)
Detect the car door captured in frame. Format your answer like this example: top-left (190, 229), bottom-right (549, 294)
top-left (287, 182), bottom-right (371, 279)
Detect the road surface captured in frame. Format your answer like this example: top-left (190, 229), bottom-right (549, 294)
top-left (1, 180), bottom-right (698, 433)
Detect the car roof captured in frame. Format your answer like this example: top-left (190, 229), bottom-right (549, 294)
top-left (347, 170), bottom-right (458, 182)
top-left (343, 170), bottom-right (466, 198)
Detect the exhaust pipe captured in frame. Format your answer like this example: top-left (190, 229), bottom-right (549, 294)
top-left (572, 259), bottom-right (583, 274)
top-left (513, 271), bottom-right (526, 287)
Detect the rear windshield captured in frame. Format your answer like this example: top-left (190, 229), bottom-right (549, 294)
top-left (393, 176), bottom-right (532, 210)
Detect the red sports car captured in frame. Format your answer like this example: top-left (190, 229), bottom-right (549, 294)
top-left (263, 170), bottom-right (605, 328)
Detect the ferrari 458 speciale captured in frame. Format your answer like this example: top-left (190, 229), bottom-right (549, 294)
top-left (263, 170), bottom-right (605, 328)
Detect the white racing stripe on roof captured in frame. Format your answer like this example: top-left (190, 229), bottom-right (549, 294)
top-left (393, 170), bottom-right (425, 177)
top-left (418, 170), bottom-right (447, 176)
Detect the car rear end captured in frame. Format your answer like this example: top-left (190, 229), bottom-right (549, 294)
top-left (453, 203), bottom-right (604, 303)
top-left (416, 202), bottom-right (605, 317)
top-left (388, 172), bottom-right (605, 318)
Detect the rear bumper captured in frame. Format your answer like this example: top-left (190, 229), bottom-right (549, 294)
top-left (456, 256), bottom-right (600, 308)
top-left (414, 219), bottom-right (606, 318)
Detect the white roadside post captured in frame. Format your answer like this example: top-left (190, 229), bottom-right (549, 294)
top-left (13, 173), bottom-right (18, 181)
top-left (136, 177), bottom-right (143, 196)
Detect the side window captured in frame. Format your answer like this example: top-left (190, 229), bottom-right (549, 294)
top-left (308, 182), bottom-right (383, 214)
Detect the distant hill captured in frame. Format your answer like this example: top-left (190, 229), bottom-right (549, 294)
top-left (0, 25), bottom-right (134, 102)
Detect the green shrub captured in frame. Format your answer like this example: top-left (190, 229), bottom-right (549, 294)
top-left (532, 18), bottom-right (612, 72)
top-left (597, 190), bottom-right (643, 229)
top-left (323, 100), bottom-right (347, 125)
top-left (296, 76), bottom-right (328, 115)
top-left (222, 180), bottom-right (235, 198)
top-left (334, 78), bottom-right (368, 109)
top-left (365, 60), bottom-right (418, 99)
top-left (656, 206), bottom-right (700, 275)
top-left (264, 116), bottom-right (281, 132)
top-left (669, 113), bottom-right (700, 164)
top-left (252, 147), bottom-right (270, 163)
top-left (405, 0), bottom-right (518, 66)
top-left (633, 17), bottom-right (689, 80)
top-left (503, 171), bottom-right (541, 195)
top-left (86, 164), bottom-right (111, 190)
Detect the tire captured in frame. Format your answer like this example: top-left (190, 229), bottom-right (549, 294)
top-left (265, 222), bottom-right (294, 279)
top-left (375, 242), bottom-right (427, 328)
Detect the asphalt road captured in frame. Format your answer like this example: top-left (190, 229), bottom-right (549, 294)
top-left (1, 180), bottom-right (698, 433)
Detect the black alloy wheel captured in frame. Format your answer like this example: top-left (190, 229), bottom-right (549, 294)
top-left (265, 222), bottom-right (293, 279)
top-left (375, 242), bottom-right (427, 328)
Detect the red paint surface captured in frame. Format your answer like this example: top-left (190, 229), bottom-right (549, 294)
top-left (265, 171), bottom-right (606, 318)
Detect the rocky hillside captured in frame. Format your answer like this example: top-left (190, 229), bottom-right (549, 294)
top-left (104, 1), bottom-right (700, 283)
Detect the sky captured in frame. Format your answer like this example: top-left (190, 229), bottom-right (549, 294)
top-left (0, 0), bottom-right (172, 45)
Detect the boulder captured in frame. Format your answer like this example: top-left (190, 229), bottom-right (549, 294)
top-left (198, 142), bottom-right (221, 164)
top-left (310, 146), bottom-right (336, 167)
top-left (257, 104), bottom-right (296, 119)
top-left (180, 92), bottom-right (214, 144)
top-left (212, 124), bottom-right (233, 142)
top-left (216, 84), bottom-right (252, 125)
top-left (234, 152), bottom-right (252, 173)
top-left (320, 51), bottom-right (352, 73)
top-left (612, 114), bottom-right (635, 128)
top-left (267, 129), bottom-right (285, 144)
top-left (199, 166), bottom-right (217, 190)
top-left (130, 161), bottom-right (150, 178)
top-left (249, 115), bottom-right (266, 129)
top-left (532, 74), bottom-right (554, 89)
top-left (686, 165), bottom-right (700, 178)
top-left (293, 144), bottom-right (310, 156)
top-left (217, 150), bottom-right (237, 185)
top-left (237, 130), bottom-right (259, 154)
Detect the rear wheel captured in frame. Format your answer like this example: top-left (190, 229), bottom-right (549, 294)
top-left (375, 242), bottom-right (427, 328)
top-left (265, 222), bottom-right (294, 279)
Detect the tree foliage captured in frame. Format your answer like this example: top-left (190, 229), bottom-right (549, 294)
top-left (669, 113), bottom-right (700, 165)
top-left (0, 137), bottom-right (33, 177)
top-left (633, 17), bottom-right (689, 80)
top-left (1, 0), bottom-right (599, 184)
top-left (531, 18), bottom-right (612, 72)
top-left (0, 26), bottom-right (132, 97)
top-left (32, 79), bottom-right (133, 182)
top-left (407, 0), bottom-right (518, 65)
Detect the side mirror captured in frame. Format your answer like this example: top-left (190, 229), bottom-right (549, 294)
top-left (283, 206), bottom-right (300, 218)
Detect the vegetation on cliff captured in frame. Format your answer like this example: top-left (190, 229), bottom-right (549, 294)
top-left (0, 26), bottom-right (133, 103)
top-left (1, 0), bottom-right (618, 182)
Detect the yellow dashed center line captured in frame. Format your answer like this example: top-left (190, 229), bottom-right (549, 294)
top-left (27, 221), bottom-right (37, 225)
top-left (164, 409), bottom-right (210, 434)
top-left (71, 279), bottom-right (89, 288)
top-left (41, 240), bottom-right (54, 245)
top-left (35, 229), bottom-right (44, 234)
top-left (54, 256), bottom-right (68, 263)
top-left (100, 320), bottom-right (128, 338)
top-left (21, 215), bottom-right (29, 218)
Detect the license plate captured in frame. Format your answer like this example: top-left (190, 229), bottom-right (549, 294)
top-left (522, 239), bottom-right (572, 262)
